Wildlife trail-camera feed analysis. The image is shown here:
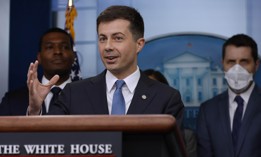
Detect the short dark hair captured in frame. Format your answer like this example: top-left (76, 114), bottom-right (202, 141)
top-left (222, 34), bottom-right (259, 62)
top-left (96, 5), bottom-right (144, 40)
top-left (38, 27), bottom-right (74, 52)
top-left (143, 69), bottom-right (169, 85)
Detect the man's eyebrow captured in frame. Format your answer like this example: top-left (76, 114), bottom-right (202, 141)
top-left (240, 58), bottom-right (250, 61)
top-left (99, 32), bottom-right (124, 36)
top-left (42, 41), bottom-right (69, 44)
top-left (112, 32), bottom-right (124, 36)
top-left (225, 59), bottom-right (235, 62)
top-left (98, 34), bottom-right (106, 37)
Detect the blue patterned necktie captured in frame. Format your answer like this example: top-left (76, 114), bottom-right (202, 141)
top-left (111, 80), bottom-right (125, 115)
top-left (232, 95), bottom-right (244, 149)
top-left (48, 87), bottom-right (61, 113)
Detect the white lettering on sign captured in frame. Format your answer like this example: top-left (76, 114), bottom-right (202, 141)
top-left (0, 144), bottom-right (113, 155)
top-left (24, 144), bottom-right (65, 154)
top-left (70, 144), bottom-right (113, 154)
top-left (0, 145), bottom-right (20, 154)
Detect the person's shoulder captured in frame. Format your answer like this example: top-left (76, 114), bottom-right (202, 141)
top-left (156, 80), bottom-right (179, 93)
top-left (200, 91), bottom-right (227, 109)
top-left (254, 84), bottom-right (261, 93)
top-left (3, 86), bottom-right (28, 97)
top-left (67, 71), bottom-right (105, 88)
top-left (0, 86), bottom-right (29, 111)
top-left (141, 74), bottom-right (180, 93)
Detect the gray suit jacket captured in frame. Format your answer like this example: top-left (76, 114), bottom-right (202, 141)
top-left (197, 85), bottom-right (261, 157)
top-left (50, 70), bottom-right (185, 128)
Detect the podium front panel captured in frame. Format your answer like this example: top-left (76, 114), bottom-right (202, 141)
top-left (0, 132), bottom-right (122, 157)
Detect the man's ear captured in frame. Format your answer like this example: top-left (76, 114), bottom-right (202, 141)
top-left (37, 52), bottom-right (41, 64)
top-left (255, 59), bottom-right (260, 72)
top-left (71, 51), bottom-right (76, 64)
top-left (221, 59), bottom-right (225, 71)
top-left (136, 38), bottom-right (145, 54)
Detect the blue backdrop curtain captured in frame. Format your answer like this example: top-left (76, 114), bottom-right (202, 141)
top-left (9, 0), bottom-right (52, 90)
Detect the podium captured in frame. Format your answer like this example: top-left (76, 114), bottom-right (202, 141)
top-left (0, 115), bottom-right (187, 157)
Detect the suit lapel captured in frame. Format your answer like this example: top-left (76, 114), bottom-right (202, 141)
top-left (218, 91), bottom-right (234, 155)
top-left (42, 102), bottom-right (47, 115)
top-left (87, 71), bottom-right (109, 114)
top-left (127, 73), bottom-right (155, 114)
top-left (236, 85), bottom-right (261, 155)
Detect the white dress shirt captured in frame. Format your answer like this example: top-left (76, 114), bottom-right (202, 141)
top-left (228, 82), bottom-right (255, 130)
top-left (42, 76), bottom-right (71, 112)
top-left (106, 67), bottom-right (140, 114)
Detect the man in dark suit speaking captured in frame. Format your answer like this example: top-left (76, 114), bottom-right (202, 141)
top-left (197, 34), bottom-right (261, 157)
top-left (27, 5), bottom-right (184, 128)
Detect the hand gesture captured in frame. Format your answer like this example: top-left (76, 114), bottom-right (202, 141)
top-left (27, 60), bottom-right (59, 115)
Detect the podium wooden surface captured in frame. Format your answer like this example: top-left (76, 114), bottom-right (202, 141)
top-left (0, 115), bottom-right (187, 157)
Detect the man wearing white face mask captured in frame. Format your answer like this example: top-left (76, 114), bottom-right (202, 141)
top-left (224, 64), bottom-right (254, 94)
top-left (197, 34), bottom-right (261, 157)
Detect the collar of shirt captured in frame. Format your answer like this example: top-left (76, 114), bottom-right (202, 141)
top-left (42, 76), bottom-right (72, 89)
top-left (42, 76), bottom-right (72, 112)
top-left (228, 82), bottom-right (255, 107)
top-left (106, 66), bottom-right (141, 94)
top-left (228, 82), bottom-right (255, 130)
top-left (106, 66), bottom-right (141, 114)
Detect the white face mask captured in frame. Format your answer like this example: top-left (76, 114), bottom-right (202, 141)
top-left (224, 64), bottom-right (253, 91)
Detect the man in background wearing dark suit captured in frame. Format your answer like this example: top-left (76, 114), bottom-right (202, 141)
top-left (0, 28), bottom-right (75, 115)
top-left (27, 5), bottom-right (185, 129)
top-left (197, 34), bottom-right (261, 157)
